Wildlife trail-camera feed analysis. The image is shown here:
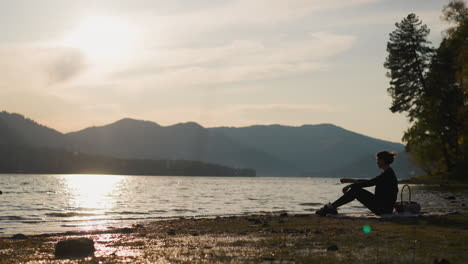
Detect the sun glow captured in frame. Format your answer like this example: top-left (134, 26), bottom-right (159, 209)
top-left (63, 174), bottom-right (126, 211)
top-left (63, 16), bottom-right (138, 62)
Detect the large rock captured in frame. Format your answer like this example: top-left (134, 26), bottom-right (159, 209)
top-left (11, 234), bottom-right (27, 240)
top-left (327, 245), bottom-right (339, 251)
top-left (55, 238), bottom-right (95, 258)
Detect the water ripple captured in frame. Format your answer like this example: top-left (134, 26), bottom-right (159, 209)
top-left (0, 174), bottom-right (466, 235)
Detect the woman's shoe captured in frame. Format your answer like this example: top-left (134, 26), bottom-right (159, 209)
top-left (315, 203), bottom-right (338, 216)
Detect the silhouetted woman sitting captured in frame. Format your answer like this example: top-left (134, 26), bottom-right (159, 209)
top-left (316, 151), bottom-right (398, 216)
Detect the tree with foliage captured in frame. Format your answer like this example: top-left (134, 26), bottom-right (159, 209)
top-left (384, 13), bottom-right (435, 120)
top-left (439, 0), bottom-right (468, 178)
top-left (385, 1), bottom-right (468, 180)
top-left (384, 13), bottom-right (437, 173)
top-left (442, 0), bottom-right (468, 35)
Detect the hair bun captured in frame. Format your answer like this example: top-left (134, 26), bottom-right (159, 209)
top-left (376, 150), bottom-right (397, 164)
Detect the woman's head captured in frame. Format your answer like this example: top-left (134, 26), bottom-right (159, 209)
top-left (376, 151), bottom-right (397, 167)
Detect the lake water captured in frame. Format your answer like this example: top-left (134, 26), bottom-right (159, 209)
top-left (0, 174), bottom-right (466, 236)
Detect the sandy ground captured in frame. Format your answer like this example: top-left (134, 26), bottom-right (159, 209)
top-left (1, 212), bottom-right (468, 263)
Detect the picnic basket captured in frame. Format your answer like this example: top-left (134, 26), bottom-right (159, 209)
top-left (395, 184), bottom-right (421, 214)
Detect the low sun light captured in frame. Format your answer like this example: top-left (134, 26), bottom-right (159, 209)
top-left (63, 16), bottom-right (138, 62)
top-left (63, 174), bottom-right (126, 211)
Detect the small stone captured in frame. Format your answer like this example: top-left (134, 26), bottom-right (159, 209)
top-left (11, 234), bottom-right (27, 240)
top-left (327, 245), bottom-right (339, 251)
top-left (133, 224), bottom-right (144, 228)
top-left (280, 212), bottom-right (288, 218)
top-left (251, 219), bottom-right (262, 225)
top-left (434, 258), bottom-right (450, 264)
top-left (121, 227), bottom-right (135, 233)
top-left (55, 238), bottom-right (95, 258)
top-left (191, 232), bottom-right (199, 236)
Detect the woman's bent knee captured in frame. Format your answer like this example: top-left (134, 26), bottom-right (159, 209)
top-left (348, 186), bottom-right (364, 194)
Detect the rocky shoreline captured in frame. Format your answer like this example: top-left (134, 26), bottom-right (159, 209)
top-left (1, 212), bottom-right (467, 263)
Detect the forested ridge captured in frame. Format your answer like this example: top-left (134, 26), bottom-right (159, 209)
top-left (0, 118), bottom-right (255, 176)
top-left (1, 111), bottom-right (420, 177)
top-left (0, 144), bottom-right (255, 176)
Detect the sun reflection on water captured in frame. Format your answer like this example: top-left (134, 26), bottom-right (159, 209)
top-left (63, 174), bottom-right (127, 212)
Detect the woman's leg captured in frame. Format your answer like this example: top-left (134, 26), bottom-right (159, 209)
top-left (331, 186), bottom-right (383, 215)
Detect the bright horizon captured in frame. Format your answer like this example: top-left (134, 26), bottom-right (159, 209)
top-left (0, 0), bottom-right (451, 143)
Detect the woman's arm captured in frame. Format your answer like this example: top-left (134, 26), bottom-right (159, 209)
top-left (340, 178), bottom-right (355, 183)
top-left (340, 178), bottom-right (366, 184)
top-left (340, 178), bottom-right (372, 193)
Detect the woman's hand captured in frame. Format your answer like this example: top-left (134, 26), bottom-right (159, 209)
top-left (342, 185), bottom-right (352, 193)
top-left (340, 178), bottom-right (356, 184)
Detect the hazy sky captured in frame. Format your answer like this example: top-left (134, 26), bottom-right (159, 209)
top-left (0, 0), bottom-right (452, 142)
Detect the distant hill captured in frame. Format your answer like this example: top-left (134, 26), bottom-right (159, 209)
top-left (0, 117), bottom-right (23, 145)
top-left (0, 112), bottom-right (66, 149)
top-left (0, 112), bottom-right (255, 176)
top-left (0, 111), bottom-right (421, 177)
top-left (210, 125), bottom-right (420, 177)
top-left (65, 118), bottom-right (294, 175)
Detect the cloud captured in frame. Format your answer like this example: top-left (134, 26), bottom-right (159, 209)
top-left (0, 44), bottom-right (86, 92)
top-left (233, 103), bottom-right (340, 113)
top-left (0, 43), bottom-right (88, 132)
top-left (125, 62), bottom-right (320, 90)
top-left (137, 0), bottom-right (380, 41)
top-left (228, 0), bottom-right (381, 23)
top-left (0, 0), bottom-right (360, 96)
top-left (45, 48), bottom-right (85, 83)
top-left (112, 31), bottom-right (356, 88)
top-left (342, 10), bottom-right (444, 29)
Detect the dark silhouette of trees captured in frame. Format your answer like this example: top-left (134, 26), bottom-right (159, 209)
top-left (384, 13), bottom-right (435, 120)
top-left (0, 144), bottom-right (255, 177)
top-left (385, 1), bottom-right (468, 180)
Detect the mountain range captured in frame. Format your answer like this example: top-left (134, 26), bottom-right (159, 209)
top-left (0, 111), bottom-right (421, 177)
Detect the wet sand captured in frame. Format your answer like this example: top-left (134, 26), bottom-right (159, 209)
top-left (1, 212), bottom-right (468, 263)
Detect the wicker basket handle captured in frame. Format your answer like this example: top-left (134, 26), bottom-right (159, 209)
top-left (400, 184), bottom-right (412, 203)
